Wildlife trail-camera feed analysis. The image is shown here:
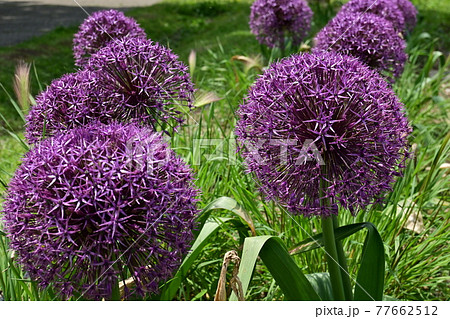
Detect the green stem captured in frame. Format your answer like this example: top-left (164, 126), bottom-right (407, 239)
top-left (111, 278), bottom-right (121, 301)
top-left (333, 215), bottom-right (353, 300)
top-left (319, 166), bottom-right (345, 300)
top-left (322, 217), bottom-right (346, 301)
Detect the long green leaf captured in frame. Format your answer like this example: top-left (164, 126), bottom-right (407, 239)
top-left (230, 235), bottom-right (320, 301)
top-left (0, 111), bottom-right (29, 151)
top-left (159, 217), bottom-right (232, 300)
top-left (289, 222), bottom-right (385, 301)
top-left (354, 223), bottom-right (385, 301)
top-left (158, 197), bottom-right (255, 300)
top-left (0, 177), bottom-right (8, 192)
top-left (0, 82), bottom-right (25, 123)
top-left (196, 196), bottom-right (256, 236)
top-left (306, 272), bottom-right (333, 301)
top-left (290, 223), bottom-right (367, 254)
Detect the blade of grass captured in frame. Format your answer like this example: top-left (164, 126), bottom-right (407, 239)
top-left (0, 83), bottom-right (25, 123)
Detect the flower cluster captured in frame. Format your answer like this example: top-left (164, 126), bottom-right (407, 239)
top-left (73, 9), bottom-right (146, 66)
top-left (249, 0), bottom-right (313, 49)
top-left (3, 122), bottom-right (199, 300)
top-left (25, 70), bottom-right (117, 144)
top-left (26, 37), bottom-right (194, 144)
top-left (338, 0), bottom-right (406, 32)
top-left (313, 12), bottom-right (407, 82)
top-left (397, 0), bottom-right (418, 33)
top-left (6, 11), bottom-right (200, 301)
top-left (235, 52), bottom-right (410, 217)
top-left (87, 37), bottom-right (195, 130)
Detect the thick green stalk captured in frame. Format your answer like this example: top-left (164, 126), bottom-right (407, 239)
top-left (322, 216), bottom-right (346, 300)
top-left (111, 278), bottom-right (121, 301)
top-left (320, 166), bottom-right (345, 300)
top-left (333, 215), bottom-right (353, 300)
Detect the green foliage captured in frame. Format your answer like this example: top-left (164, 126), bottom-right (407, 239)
top-left (231, 236), bottom-right (320, 301)
top-left (160, 217), bottom-right (234, 300)
top-left (353, 223), bottom-right (385, 301)
top-left (0, 0), bottom-right (449, 301)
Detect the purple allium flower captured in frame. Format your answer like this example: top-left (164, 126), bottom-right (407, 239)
top-left (25, 70), bottom-right (120, 145)
top-left (313, 12), bottom-right (407, 82)
top-left (235, 52), bottom-right (411, 217)
top-left (396, 0), bottom-right (418, 33)
top-left (73, 9), bottom-right (146, 67)
top-left (26, 38), bottom-right (194, 144)
top-left (249, 0), bottom-right (313, 49)
top-left (87, 37), bottom-right (195, 130)
top-left (338, 0), bottom-right (406, 32)
top-left (3, 122), bottom-right (199, 300)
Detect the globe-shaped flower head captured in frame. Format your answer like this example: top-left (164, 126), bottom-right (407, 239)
top-left (88, 37), bottom-right (195, 132)
top-left (314, 12), bottom-right (407, 82)
top-left (249, 0), bottom-right (313, 49)
top-left (339, 0), bottom-right (406, 32)
top-left (3, 122), bottom-right (199, 299)
top-left (73, 9), bottom-right (146, 66)
top-left (25, 70), bottom-right (120, 144)
top-left (235, 52), bottom-right (410, 217)
top-left (397, 0), bottom-right (418, 33)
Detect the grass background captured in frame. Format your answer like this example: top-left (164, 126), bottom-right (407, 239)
top-left (0, 0), bottom-right (449, 301)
